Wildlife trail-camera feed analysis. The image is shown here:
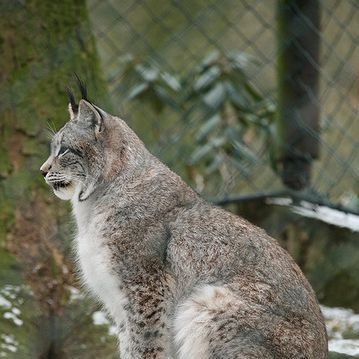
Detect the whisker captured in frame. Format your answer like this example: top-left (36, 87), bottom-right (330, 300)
top-left (46, 120), bottom-right (57, 136)
top-left (45, 129), bottom-right (55, 140)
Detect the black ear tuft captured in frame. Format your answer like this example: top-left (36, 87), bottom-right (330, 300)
top-left (74, 73), bottom-right (88, 101)
top-left (65, 86), bottom-right (78, 113)
top-left (66, 75), bottom-right (99, 120)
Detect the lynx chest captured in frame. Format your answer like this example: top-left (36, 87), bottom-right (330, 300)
top-left (73, 201), bottom-right (128, 323)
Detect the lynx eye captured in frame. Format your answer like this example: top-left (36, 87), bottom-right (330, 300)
top-left (57, 145), bottom-right (83, 158)
top-left (58, 146), bottom-right (70, 157)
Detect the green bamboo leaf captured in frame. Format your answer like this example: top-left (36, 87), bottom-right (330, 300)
top-left (153, 85), bottom-right (179, 110)
top-left (120, 53), bottom-right (135, 65)
top-left (225, 81), bottom-right (249, 111)
top-left (224, 126), bottom-right (241, 142)
top-left (190, 143), bottom-right (213, 164)
top-left (135, 64), bottom-right (159, 82)
top-left (200, 50), bottom-right (220, 69)
top-left (232, 140), bottom-right (258, 163)
top-left (205, 153), bottom-right (224, 175)
top-left (127, 82), bottom-right (148, 100)
top-left (194, 66), bottom-right (221, 92)
top-left (225, 126), bottom-right (257, 162)
top-left (195, 114), bottom-right (221, 142)
top-left (203, 82), bottom-right (226, 109)
top-left (160, 72), bottom-right (181, 91)
top-left (243, 82), bottom-right (262, 101)
top-left (190, 137), bottom-right (225, 164)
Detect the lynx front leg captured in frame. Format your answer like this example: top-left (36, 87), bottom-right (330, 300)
top-left (120, 272), bottom-right (173, 359)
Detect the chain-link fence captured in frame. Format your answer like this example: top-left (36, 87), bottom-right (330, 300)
top-left (0, 2), bottom-right (358, 357)
top-left (87, 0), bottom-right (358, 214)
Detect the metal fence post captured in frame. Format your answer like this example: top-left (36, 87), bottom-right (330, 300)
top-left (276, 0), bottom-right (320, 190)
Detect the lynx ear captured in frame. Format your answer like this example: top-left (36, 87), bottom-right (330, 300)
top-left (93, 104), bottom-right (108, 120)
top-left (78, 99), bottom-right (104, 137)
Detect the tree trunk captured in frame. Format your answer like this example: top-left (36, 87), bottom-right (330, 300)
top-left (0, 1), bottom-right (107, 357)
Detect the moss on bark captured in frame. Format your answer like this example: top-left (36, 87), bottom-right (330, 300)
top-left (0, 1), bottom-right (115, 357)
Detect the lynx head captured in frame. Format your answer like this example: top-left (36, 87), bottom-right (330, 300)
top-left (40, 81), bottom-right (145, 201)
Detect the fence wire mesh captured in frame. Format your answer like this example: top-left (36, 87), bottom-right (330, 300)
top-left (0, 2), bottom-right (358, 357)
top-left (87, 0), bottom-right (358, 214)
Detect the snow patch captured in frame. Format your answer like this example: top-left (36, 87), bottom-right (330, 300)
top-left (329, 339), bottom-right (359, 356)
top-left (3, 312), bottom-right (23, 326)
top-left (0, 334), bottom-right (18, 354)
top-left (321, 305), bottom-right (359, 356)
top-left (268, 198), bottom-right (359, 231)
top-left (0, 296), bottom-right (11, 309)
top-left (92, 311), bottom-right (118, 336)
top-left (92, 311), bottom-right (111, 326)
top-left (68, 286), bottom-right (84, 302)
top-left (11, 307), bottom-right (21, 316)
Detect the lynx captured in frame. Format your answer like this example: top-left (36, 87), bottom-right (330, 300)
top-left (40, 84), bottom-right (327, 358)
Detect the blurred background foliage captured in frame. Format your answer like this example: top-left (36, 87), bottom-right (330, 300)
top-left (0, 0), bottom-right (358, 358)
top-left (120, 50), bottom-right (276, 191)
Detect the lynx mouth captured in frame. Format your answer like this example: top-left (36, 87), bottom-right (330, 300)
top-left (51, 181), bottom-right (72, 191)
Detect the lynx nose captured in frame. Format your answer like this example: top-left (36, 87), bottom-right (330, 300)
top-left (40, 159), bottom-right (52, 178)
top-left (40, 170), bottom-right (48, 177)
